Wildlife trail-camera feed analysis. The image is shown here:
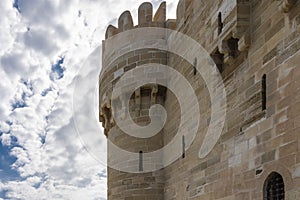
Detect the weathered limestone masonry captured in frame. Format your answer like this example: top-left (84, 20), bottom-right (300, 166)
top-left (100, 2), bottom-right (170, 199)
top-left (99, 0), bottom-right (300, 199)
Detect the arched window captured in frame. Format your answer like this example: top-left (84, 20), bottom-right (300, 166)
top-left (263, 172), bottom-right (285, 200)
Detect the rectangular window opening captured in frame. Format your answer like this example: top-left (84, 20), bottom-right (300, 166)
top-left (182, 135), bottom-right (185, 158)
top-left (139, 151), bottom-right (143, 171)
top-left (262, 74), bottom-right (267, 111)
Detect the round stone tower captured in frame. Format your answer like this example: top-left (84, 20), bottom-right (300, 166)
top-left (99, 2), bottom-right (176, 199)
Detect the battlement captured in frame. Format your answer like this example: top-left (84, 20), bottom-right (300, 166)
top-left (103, 0), bottom-right (252, 77)
top-left (105, 2), bottom-right (177, 39)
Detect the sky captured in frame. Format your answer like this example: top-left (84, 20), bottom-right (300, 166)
top-left (0, 0), bottom-right (178, 199)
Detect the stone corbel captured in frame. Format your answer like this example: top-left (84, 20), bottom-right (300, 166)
top-left (238, 34), bottom-right (251, 52)
top-left (232, 25), bottom-right (251, 52)
top-left (100, 101), bottom-right (113, 136)
top-left (218, 39), bottom-right (234, 64)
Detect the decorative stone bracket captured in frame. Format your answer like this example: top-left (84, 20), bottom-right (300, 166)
top-left (210, 0), bottom-right (251, 69)
top-left (99, 100), bottom-right (114, 136)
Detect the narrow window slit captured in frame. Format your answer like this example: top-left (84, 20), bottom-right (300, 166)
top-left (262, 74), bottom-right (267, 111)
top-left (193, 58), bottom-right (197, 75)
top-left (218, 12), bottom-right (223, 35)
top-left (139, 151), bottom-right (143, 172)
top-left (182, 135), bottom-right (185, 158)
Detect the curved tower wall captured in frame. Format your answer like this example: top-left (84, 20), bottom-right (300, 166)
top-left (99, 2), bottom-right (175, 199)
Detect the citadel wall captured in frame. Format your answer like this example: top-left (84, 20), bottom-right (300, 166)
top-left (99, 0), bottom-right (300, 199)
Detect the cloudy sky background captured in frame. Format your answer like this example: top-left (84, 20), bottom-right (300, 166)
top-left (0, 0), bottom-right (178, 199)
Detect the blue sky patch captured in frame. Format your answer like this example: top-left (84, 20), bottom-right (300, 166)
top-left (11, 92), bottom-right (27, 111)
top-left (97, 169), bottom-right (107, 179)
top-left (41, 87), bottom-right (52, 96)
top-left (5, 121), bottom-right (13, 126)
top-left (0, 189), bottom-right (8, 199)
top-left (50, 57), bottom-right (65, 81)
top-left (21, 79), bottom-right (33, 92)
top-left (40, 134), bottom-right (46, 145)
top-left (12, 0), bottom-right (21, 13)
top-left (0, 133), bottom-right (19, 182)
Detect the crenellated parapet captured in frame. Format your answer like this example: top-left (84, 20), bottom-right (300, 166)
top-left (104, 1), bottom-right (175, 40)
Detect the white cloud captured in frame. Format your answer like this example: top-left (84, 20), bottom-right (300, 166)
top-left (0, 134), bottom-right (12, 146)
top-left (23, 29), bottom-right (59, 56)
top-left (0, 0), bottom-right (179, 199)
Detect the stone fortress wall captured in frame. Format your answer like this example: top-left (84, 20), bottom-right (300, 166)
top-left (99, 0), bottom-right (300, 199)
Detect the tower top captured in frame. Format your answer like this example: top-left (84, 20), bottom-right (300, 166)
top-left (105, 1), bottom-right (176, 39)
